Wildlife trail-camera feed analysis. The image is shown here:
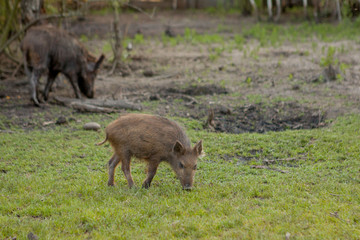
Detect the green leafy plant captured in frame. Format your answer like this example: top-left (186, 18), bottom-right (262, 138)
top-left (320, 46), bottom-right (338, 67)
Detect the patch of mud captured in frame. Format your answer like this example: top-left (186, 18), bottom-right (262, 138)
top-left (205, 102), bottom-right (326, 134)
top-left (151, 84), bottom-right (327, 134)
top-left (221, 154), bottom-right (254, 163)
top-left (262, 50), bottom-right (308, 58)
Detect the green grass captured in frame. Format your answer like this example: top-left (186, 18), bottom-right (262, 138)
top-left (242, 19), bottom-right (360, 46)
top-left (158, 20), bottom-right (360, 50)
top-left (0, 114), bottom-right (359, 239)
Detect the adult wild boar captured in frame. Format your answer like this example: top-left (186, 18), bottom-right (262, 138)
top-left (96, 113), bottom-right (203, 190)
top-left (21, 25), bottom-right (104, 106)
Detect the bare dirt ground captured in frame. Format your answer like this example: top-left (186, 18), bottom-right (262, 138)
top-left (1, 11), bottom-right (360, 133)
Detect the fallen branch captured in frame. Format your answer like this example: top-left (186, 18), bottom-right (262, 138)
top-left (53, 97), bottom-right (116, 113)
top-left (151, 72), bottom-right (180, 81)
top-left (3, 49), bottom-right (20, 65)
top-left (54, 96), bottom-right (142, 111)
top-left (123, 3), bottom-right (156, 19)
top-left (11, 62), bottom-right (23, 78)
top-left (70, 102), bottom-right (116, 113)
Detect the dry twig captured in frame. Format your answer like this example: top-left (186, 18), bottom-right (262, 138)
top-left (330, 212), bottom-right (348, 223)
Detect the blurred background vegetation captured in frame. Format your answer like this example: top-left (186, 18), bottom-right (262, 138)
top-left (0, 0), bottom-right (359, 78)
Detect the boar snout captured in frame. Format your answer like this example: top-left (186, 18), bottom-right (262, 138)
top-left (183, 183), bottom-right (192, 191)
top-left (86, 89), bottom-right (94, 98)
top-left (179, 172), bottom-right (195, 190)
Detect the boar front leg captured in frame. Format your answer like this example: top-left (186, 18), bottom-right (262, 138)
top-left (142, 161), bottom-right (160, 189)
top-left (68, 73), bottom-right (82, 99)
top-left (43, 70), bottom-right (59, 101)
top-left (120, 151), bottom-right (134, 188)
top-left (108, 154), bottom-right (120, 186)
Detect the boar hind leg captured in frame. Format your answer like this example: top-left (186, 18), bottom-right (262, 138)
top-left (29, 72), bottom-right (41, 106)
top-left (108, 153), bottom-right (117, 167)
top-left (142, 161), bottom-right (160, 189)
top-left (43, 71), bottom-right (59, 101)
top-left (108, 154), bottom-right (120, 186)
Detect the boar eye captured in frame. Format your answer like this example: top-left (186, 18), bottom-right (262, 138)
top-left (179, 162), bottom-right (184, 169)
top-left (193, 164), bottom-right (197, 170)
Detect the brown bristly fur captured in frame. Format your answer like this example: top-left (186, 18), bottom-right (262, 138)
top-left (97, 113), bottom-right (203, 190)
top-left (21, 25), bottom-right (104, 106)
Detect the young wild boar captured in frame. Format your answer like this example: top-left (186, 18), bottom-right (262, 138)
top-left (21, 25), bottom-right (104, 106)
top-left (97, 113), bottom-right (203, 190)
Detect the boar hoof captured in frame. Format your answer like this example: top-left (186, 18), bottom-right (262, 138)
top-left (107, 182), bottom-right (115, 186)
top-left (142, 182), bottom-right (151, 189)
top-left (32, 98), bottom-right (41, 107)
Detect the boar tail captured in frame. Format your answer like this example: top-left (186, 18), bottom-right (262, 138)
top-left (95, 134), bottom-right (108, 146)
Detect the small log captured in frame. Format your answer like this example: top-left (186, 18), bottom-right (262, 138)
top-left (54, 96), bottom-right (142, 111)
top-left (70, 102), bottom-right (116, 113)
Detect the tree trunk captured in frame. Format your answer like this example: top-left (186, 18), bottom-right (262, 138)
top-left (267, 0), bottom-right (273, 20)
top-left (172, 0), bottom-right (177, 9)
top-left (20, 0), bottom-right (45, 25)
top-left (335, 0), bottom-right (342, 22)
top-left (249, 0), bottom-right (259, 20)
top-left (109, 0), bottom-right (122, 75)
top-left (275, 0), bottom-right (281, 21)
top-left (303, 0), bottom-right (308, 19)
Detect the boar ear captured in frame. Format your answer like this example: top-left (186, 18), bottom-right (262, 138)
top-left (94, 54), bottom-right (105, 71)
top-left (193, 140), bottom-right (203, 156)
top-left (173, 141), bottom-right (185, 155)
